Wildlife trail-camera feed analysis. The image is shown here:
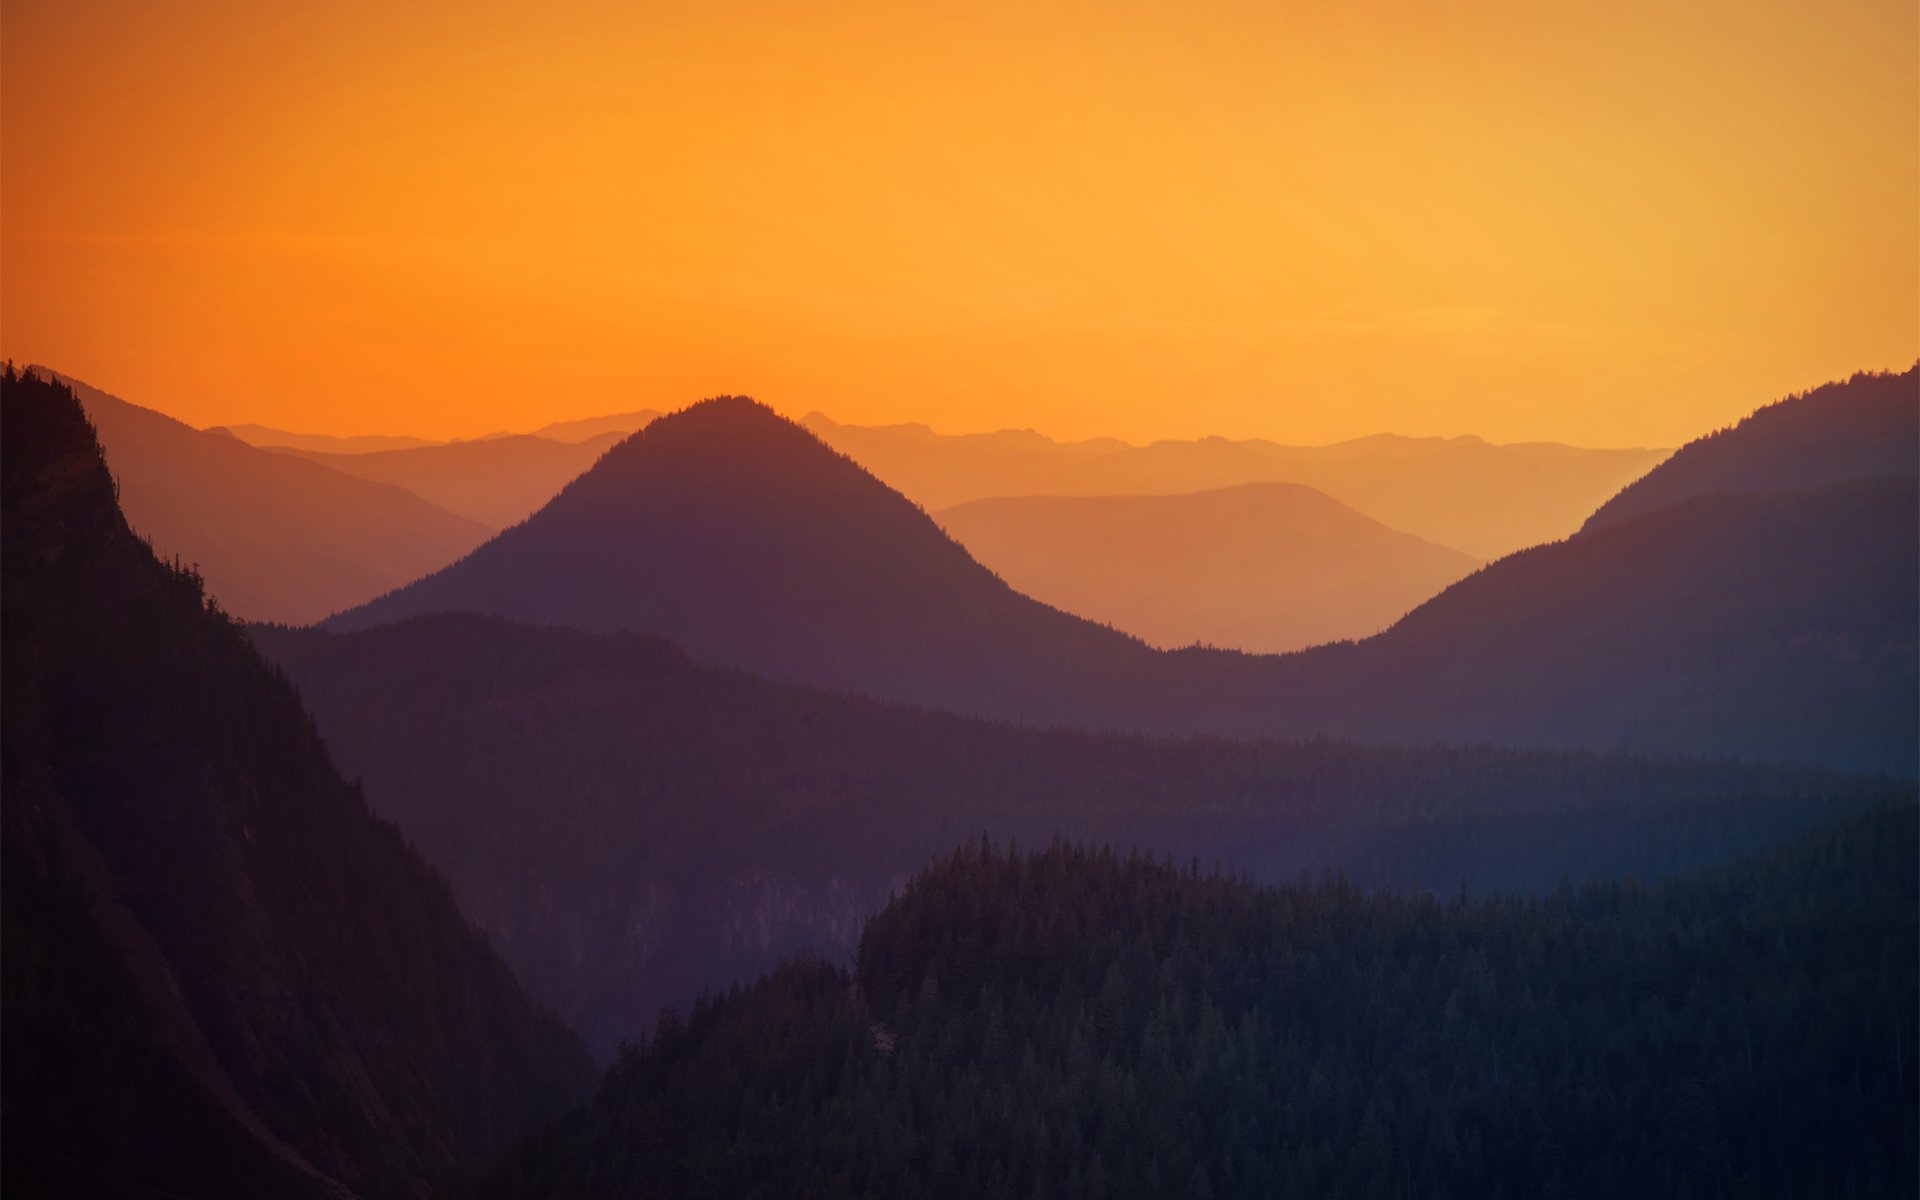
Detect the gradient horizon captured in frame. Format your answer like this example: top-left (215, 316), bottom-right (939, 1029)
top-left (4, 0), bottom-right (1914, 446)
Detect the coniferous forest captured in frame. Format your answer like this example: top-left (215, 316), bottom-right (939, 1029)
top-left (462, 807), bottom-right (1919, 1200)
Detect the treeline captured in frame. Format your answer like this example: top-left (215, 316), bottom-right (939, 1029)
top-left (253, 612), bottom-right (1907, 1058)
top-left (459, 806), bottom-right (1919, 1199)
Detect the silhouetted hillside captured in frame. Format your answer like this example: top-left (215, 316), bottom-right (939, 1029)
top-left (1, 368), bottom-right (594, 1198)
top-left (804, 413), bottom-right (1668, 558)
top-left (937, 483), bottom-right (1476, 652)
top-left (327, 397), bottom-right (1166, 710)
top-left (40, 369), bottom-right (490, 624)
top-left (1581, 365), bottom-right (1918, 532)
top-left (1213, 477), bottom-right (1918, 773)
top-left (457, 807), bottom-right (1918, 1199)
top-left (253, 611), bottom-right (1901, 1059)
top-left (272, 432), bottom-right (623, 528)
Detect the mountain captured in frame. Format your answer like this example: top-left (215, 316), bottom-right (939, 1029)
top-left (1, 367), bottom-right (594, 1198)
top-left (1220, 475), bottom-right (1919, 772)
top-left (327, 396), bottom-right (1166, 712)
top-left (802, 413), bottom-right (1669, 559)
top-left (528, 409), bottom-right (660, 443)
top-left (458, 807), bottom-right (1918, 1199)
top-left (1580, 365), bottom-right (1918, 533)
top-left (219, 423), bottom-right (443, 453)
top-left (253, 611), bottom-right (1900, 1059)
top-left (270, 433), bottom-right (625, 528)
top-left (39, 369), bottom-right (491, 624)
top-left (936, 483), bottom-right (1477, 652)
top-left (327, 377), bottom-right (1915, 773)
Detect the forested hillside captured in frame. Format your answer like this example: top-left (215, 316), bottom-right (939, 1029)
top-left (459, 806), bottom-right (1919, 1199)
top-left (1, 367), bottom-right (594, 1198)
top-left (253, 612), bottom-right (1904, 1059)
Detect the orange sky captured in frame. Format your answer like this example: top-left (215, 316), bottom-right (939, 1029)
top-left (4, 0), bottom-right (1914, 446)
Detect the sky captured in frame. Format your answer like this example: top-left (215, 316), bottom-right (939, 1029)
top-left (3, 0), bottom-right (1914, 447)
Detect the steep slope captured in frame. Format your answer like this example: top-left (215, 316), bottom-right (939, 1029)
top-left (1226, 477), bottom-right (1918, 772)
top-left (462, 808), bottom-right (1917, 1200)
top-left (1581, 365), bottom-right (1917, 532)
top-left (328, 397), bottom-right (1165, 716)
top-left (41, 369), bottom-right (491, 624)
top-left (804, 413), bottom-right (1668, 558)
top-left (937, 483), bottom-right (1477, 652)
top-left (271, 432), bottom-right (623, 528)
top-left (1, 368), bottom-right (594, 1199)
top-left (253, 611), bottom-right (1899, 1059)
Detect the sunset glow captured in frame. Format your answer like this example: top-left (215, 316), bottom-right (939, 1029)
top-left (4, 0), bottom-right (1914, 444)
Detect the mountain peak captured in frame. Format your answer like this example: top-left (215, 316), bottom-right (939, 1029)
top-left (327, 388), bottom-right (1154, 715)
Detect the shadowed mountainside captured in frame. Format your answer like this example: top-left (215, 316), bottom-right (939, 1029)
top-left (1580, 364), bottom-right (1918, 533)
top-left (42, 369), bottom-right (491, 624)
top-left (1, 368), bottom-right (593, 1199)
top-left (937, 482), bottom-right (1477, 652)
top-left (270, 432), bottom-right (624, 528)
top-left (254, 611), bottom-right (1904, 1059)
top-left (1209, 476), bottom-right (1917, 772)
top-left (803, 413), bottom-right (1669, 559)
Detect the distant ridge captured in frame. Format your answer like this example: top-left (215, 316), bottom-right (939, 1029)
top-left (38, 368), bottom-right (491, 624)
top-left (221, 409), bottom-right (659, 452)
top-left (269, 431), bottom-right (626, 528)
top-left (528, 408), bottom-right (660, 442)
top-left (219, 422), bottom-right (442, 453)
top-left (800, 411), bottom-right (1668, 558)
top-left (937, 482), bottom-right (1477, 653)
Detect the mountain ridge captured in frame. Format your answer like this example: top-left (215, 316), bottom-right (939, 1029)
top-left (936, 482), bottom-right (1477, 652)
top-left (1, 366), bottom-right (594, 1198)
top-left (36, 367), bottom-right (491, 624)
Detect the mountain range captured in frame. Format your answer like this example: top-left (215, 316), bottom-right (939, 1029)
top-left (326, 368), bottom-right (1918, 772)
top-left (224, 409), bottom-right (660, 451)
top-left (936, 483), bottom-right (1478, 652)
top-left (46, 371), bottom-right (492, 625)
top-left (1, 367), bottom-right (594, 1198)
top-left (267, 433), bottom-right (625, 528)
top-left (802, 413), bottom-right (1671, 559)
